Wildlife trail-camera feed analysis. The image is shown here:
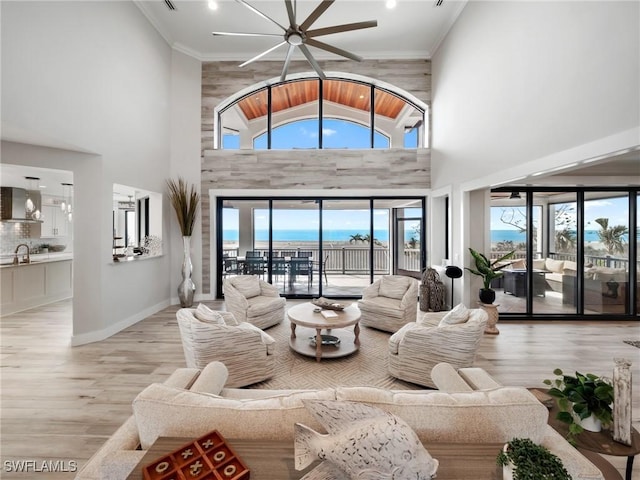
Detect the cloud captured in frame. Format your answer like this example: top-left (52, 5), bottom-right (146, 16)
top-left (322, 128), bottom-right (337, 136)
top-left (584, 200), bottom-right (613, 209)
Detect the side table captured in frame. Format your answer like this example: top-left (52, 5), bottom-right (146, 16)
top-left (546, 397), bottom-right (640, 480)
top-left (478, 302), bottom-right (500, 334)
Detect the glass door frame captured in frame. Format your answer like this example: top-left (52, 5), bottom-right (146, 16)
top-left (492, 186), bottom-right (638, 319)
top-left (215, 195), bottom-right (426, 299)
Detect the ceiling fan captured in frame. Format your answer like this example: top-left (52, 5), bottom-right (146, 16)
top-left (212, 0), bottom-right (377, 81)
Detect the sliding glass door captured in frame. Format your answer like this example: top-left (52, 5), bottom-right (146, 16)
top-left (490, 187), bottom-right (637, 319)
top-left (216, 196), bottom-right (425, 299)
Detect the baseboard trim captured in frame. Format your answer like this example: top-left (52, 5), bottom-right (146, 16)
top-left (70, 299), bottom-right (171, 346)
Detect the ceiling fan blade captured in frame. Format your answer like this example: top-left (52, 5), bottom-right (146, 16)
top-left (307, 20), bottom-right (378, 38)
top-left (239, 41), bottom-right (287, 67)
top-left (299, 0), bottom-right (335, 31)
top-left (212, 32), bottom-right (283, 37)
top-left (280, 44), bottom-right (295, 81)
top-left (299, 44), bottom-right (326, 80)
top-left (305, 38), bottom-right (363, 62)
top-left (235, 0), bottom-right (287, 32)
top-left (285, 0), bottom-right (296, 26)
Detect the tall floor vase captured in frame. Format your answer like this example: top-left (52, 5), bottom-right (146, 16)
top-left (178, 236), bottom-right (196, 308)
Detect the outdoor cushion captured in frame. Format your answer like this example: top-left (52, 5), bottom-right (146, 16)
top-left (545, 258), bottom-right (565, 273)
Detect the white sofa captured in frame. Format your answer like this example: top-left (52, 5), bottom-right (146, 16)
top-left (75, 362), bottom-right (604, 480)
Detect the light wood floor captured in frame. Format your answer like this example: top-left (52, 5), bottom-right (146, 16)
top-left (0, 299), bottom-right (638, 479)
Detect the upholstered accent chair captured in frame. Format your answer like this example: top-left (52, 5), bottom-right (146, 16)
top-left (357, 275), bottom-right (419, 333)
top-left (223, 275), bottom-right (285, 329)
top-left (176, 306), bottom-right (275, 387)
top-left (388, 306), bottom-right (488, 388)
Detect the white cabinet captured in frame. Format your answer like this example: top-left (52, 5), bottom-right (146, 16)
top-left (0, 259), bottom-right (72, 315)
top-left (42, 204), bottom-right (68, 237)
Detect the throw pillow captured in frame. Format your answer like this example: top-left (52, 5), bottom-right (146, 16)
top-left (439, 303), bottom-right (470, 326)
top-left (194, 303), bottom-right (225, 325)
top-left (379, 276), bottom-right (409, 300)
top-left (231, 275), bottom-right (262, 299)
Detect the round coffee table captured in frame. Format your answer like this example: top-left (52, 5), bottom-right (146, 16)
top-left (288, 302), bottom-right (361, 362)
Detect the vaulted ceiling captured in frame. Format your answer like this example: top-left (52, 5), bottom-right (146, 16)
top-left (134, 0), bottom-right (467, 62)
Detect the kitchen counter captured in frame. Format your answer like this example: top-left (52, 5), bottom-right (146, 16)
top-left (1, 253), bottom-right (73, 315)
top-left (0, 251), bottom-right (73, 268)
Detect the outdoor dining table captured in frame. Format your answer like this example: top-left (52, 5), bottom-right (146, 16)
top-left (234, 256), bottom-right (313, 288)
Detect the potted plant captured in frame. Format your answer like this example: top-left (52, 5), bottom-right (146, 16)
top-left (465, 248), bottom-right (515, 304)
top-left (497, 438), bottom-right (570, 480)
top-left (543, 368), bottom-right (614, 443)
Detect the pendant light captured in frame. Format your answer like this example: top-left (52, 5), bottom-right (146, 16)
top-left (65, 183), bottom-right (73, 222)
top-left (61, 183), bottom-right (73, 217)
top-left (25, 176), bottom-right (39, 214)
top-left (25, 176), bottom-right (41, 219)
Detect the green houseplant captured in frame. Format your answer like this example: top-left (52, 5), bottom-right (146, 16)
top-left (543, 368), bottom-right (614, 443)
top-left (497, 438), bottom-right (570, 480)
top-left (465, 248), bottom-right (515, 304)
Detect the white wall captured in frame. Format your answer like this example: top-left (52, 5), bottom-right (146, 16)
top-left (430, 1), bottom-right (640, 292)
top-left (1, 1), bottom-right (174, 343)
top-left (432, 1), bottom-right (639, 188)
top-left (169, 50), bottom-right (203, 305)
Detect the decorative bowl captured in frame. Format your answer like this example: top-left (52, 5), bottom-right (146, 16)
top-left (311, 297), bottom-right (346, 311)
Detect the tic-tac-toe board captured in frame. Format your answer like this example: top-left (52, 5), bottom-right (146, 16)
top-left (142, 430), bottom-right (250, 480)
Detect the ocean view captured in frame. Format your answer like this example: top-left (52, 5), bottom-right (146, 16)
top-left (491, 229), bottom-right (627, 244)
top-left (223, 229), bottom-right (622, 244)
top-left (224, 229), bottom-right (398, 243)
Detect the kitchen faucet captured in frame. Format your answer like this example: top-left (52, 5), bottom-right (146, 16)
top-left (12, 244), bottom-right (30, 265)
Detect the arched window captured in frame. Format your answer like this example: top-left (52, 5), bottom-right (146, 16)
top-left (217, 75), bottom-right (426, 150)
top-left (253, 118), bottom-right (390, 149)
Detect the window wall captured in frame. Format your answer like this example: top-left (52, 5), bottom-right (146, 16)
top-left (217, 78), bottom-right (425, 150)
top-left (490, 187), bottom-right (638, 319)
top-left (216, 197), bottom-right (425, 299)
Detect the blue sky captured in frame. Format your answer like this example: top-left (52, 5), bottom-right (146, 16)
top-left (225, 118), bottom-right (419, 149)
top-left (491, 195), bottom-right (631, 231)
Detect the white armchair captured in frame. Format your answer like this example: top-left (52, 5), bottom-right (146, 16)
top-left (224, 276), bottom-right (286, 329)
top-left (357, 275), bottom-right (418, 333)
top-left (388, 307), bottom-right (488, 388)
top-left (176, 307), bottom-right (276, 387)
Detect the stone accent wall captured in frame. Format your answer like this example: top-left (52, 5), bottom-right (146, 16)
top-left (200, 59), bottom-right (432, 294)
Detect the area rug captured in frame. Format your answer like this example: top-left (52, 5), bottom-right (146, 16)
top-left (250, 312), bottom-right (423, 391)
top-left (623, 339), bottom-right (640, 348)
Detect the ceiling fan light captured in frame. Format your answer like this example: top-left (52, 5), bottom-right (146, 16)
top-left (287, 32), bottom-right (303, 46)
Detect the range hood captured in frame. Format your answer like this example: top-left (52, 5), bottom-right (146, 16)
top-left (0, 187), bottom-right (44, 223)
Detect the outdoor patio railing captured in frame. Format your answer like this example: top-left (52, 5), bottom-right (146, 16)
top-left (222, 247), bottom-right (422, 275)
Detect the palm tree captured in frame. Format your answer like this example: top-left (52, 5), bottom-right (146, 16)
top-left (594, 217), bottom-right (628, 255)
top-left (363, 233), bottom-right (383, 246)
top-left (349, 233), bottom-right (365, 244)
top-left (554, 228), bottom-right (577, 253)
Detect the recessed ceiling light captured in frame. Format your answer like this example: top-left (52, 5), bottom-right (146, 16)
top-left (208, 0), bottom-right (218, 11)
top-left (386, 0), bottom-right (397, 9)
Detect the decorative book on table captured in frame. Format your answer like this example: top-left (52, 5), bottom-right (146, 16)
top-left (142, 430), bottom-right (249, 480)
top-left (320, 310), bottom-right (339, 319)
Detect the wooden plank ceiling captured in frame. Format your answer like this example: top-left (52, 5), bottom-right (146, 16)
top-left (237, 79), bottom-right (406, 121)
